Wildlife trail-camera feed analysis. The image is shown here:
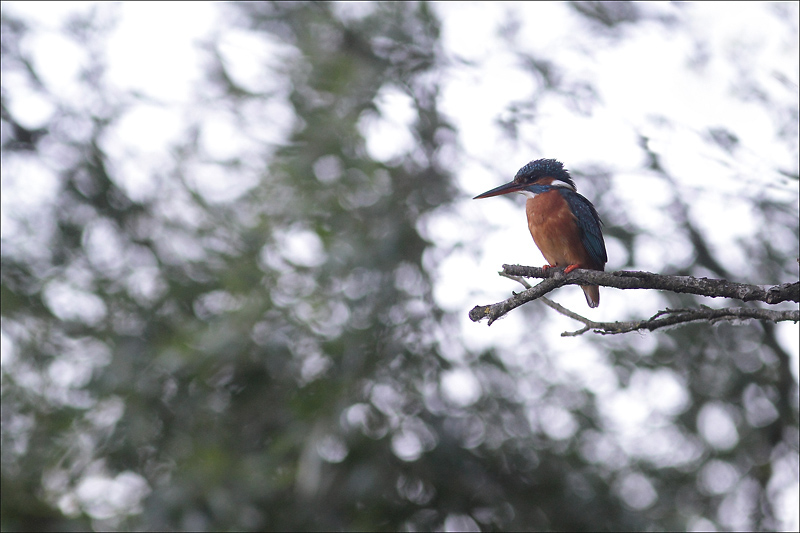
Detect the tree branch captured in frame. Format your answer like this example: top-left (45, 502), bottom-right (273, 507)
top-left (469, 266), bottom-right (800, 331)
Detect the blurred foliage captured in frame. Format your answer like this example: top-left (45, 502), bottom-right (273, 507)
top-left (1, 2), bottom-right (798, 532)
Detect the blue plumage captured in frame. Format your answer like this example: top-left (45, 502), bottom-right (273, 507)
top-left (514, 159), bottom-right (575, 190)
top-left (559, 189), bottom-right (607, 269)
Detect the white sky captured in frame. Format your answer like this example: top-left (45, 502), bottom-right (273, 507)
top-left (1, 1), bottom-right (798, 529)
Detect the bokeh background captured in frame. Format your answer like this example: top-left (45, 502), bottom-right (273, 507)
top-left (1, 2), bottom-right (798, 531)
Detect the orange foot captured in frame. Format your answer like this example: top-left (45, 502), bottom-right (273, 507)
top-left (541, 264), bottom-right (557, 271)
top-left (563, 264), bottom-right (582, 274)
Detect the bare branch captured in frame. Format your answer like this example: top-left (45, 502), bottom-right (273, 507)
top-left (560, 306), bottom-right (799, 336)
top-left (502, 265), bottom-right (799, 304)
top-left (469, 266), bottom-right (800, 330)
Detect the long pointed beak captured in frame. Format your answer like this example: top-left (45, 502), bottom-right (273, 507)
top-left (473, 181), bottom-right (524, 199)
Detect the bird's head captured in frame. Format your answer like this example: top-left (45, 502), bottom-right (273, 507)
top-left (473, 158), bottom-right (576, 199)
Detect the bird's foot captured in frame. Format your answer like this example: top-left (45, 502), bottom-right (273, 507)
top-left (563, 264), bottom-right (581, 274)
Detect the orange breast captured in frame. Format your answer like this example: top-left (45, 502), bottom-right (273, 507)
top-left (525, 191), bottom-right (593, 267)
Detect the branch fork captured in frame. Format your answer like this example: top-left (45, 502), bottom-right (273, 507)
top-left (469, 265), bottom-right (800, 335)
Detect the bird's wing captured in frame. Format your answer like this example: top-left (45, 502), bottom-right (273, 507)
top-left (561, 190), bottom-right (608, 268)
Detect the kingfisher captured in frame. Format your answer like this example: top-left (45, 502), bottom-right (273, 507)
top-left (474, 159), bottom-right (607, 308)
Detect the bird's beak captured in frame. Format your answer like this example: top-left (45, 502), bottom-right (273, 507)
top-left (473, 181), bottom-right (524, 199)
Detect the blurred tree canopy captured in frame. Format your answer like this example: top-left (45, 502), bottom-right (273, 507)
top-left (1, 2), bottom-right (798, 532)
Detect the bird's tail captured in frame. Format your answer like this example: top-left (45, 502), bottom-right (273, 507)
top-left (581, 285), bottom-right (600, 308)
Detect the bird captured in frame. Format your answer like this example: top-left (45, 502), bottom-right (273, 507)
top-left (474, 159), bottom-right (607, 308)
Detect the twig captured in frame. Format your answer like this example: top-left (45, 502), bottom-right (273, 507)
top-left (469, 267), bottom-right (800, 332)
top-left (502, 265), bottom-right (799, 304)
top-left (500, 273), bottom-right (598, 335)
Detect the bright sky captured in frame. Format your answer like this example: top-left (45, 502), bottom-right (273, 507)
top-left (1, 1), bottom-right (798, 529)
